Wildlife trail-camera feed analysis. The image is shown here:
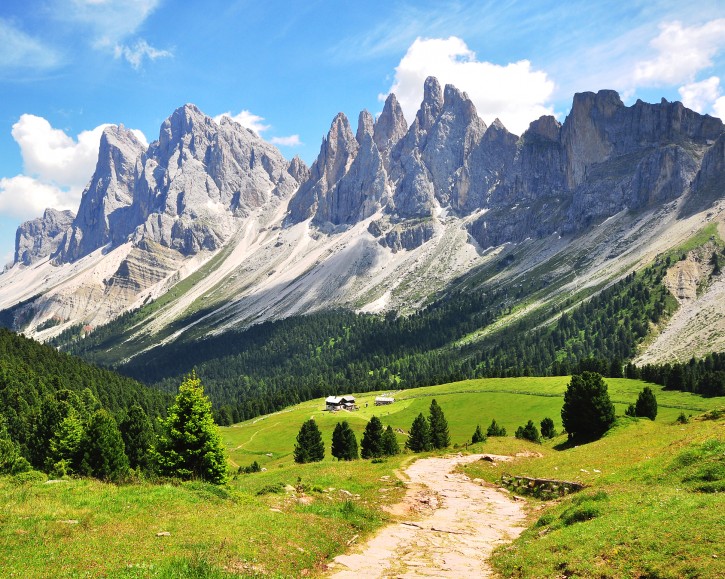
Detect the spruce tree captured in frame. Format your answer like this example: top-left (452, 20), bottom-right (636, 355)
top-left (540, 417), bottom-right (556, 439)
top-left (120, 404), bottom-right (156, 472)
top-left (47, 406), bottom-right (85, 475)
top-left (381, 425), bottom-right (400, 456)
top-left (294, 419), bottom-right (325, 463)
top-left (486, 419), bottom-right (507, 437)
top-left (156, 372), bottom-right (228, 483)
top-left (428, 399), bottom-right (450, 449)
top-left (515, 420), bottom-right (541, 443)
top-left (561, 372), bottom-right (616, 441)
top-left (80, 409), bottom-right (130, 482)
top-left (361, 416), bottom-right (385, 459)
top-left (634, 386), bottom-right (658, 420)
top-left (471, 424), bottom-right (486, 444)
top-left (406, 413), bottom-right (432, 452)
top-left (331, 420), bottom-right (358, 461)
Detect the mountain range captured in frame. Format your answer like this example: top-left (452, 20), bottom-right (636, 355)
top-left (2, 77), bottom-right (725, 367)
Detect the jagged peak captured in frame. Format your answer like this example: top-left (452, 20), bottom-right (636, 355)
top-left (374, 93), bottom-right (408, 152)
top-left (423, 76), bottom-right (443, 107)
top-left (356, 110), bottom-right (374, 144)
top-left (525, 115), bottom-right (562, 141)
top-left (570, 90), bottom-right (624, 118)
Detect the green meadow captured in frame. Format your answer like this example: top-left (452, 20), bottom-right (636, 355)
top-left (1, 376), bottom-right (722, 577)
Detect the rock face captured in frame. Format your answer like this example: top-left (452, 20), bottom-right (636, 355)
top-left (56, 125), bottom-right (146, 262)
top-left (14, 209), bottom-right (75, 266)
top-left (290, 80), bottom-right (724, 251)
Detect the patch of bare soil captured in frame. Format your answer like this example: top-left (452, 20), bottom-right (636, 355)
top-left (328, 454), bottom-right (527, 578)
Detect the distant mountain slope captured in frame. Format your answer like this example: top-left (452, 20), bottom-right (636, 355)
top-left (0, 79), bottom-right (724, 369)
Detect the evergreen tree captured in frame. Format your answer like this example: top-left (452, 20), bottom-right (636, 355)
top-left (120, 404), bottom-right (156, 472)
top-left (0, 417), bottom-right (30, 475)
top-left (80, 409), bottom-right (129, 482)
top-left (486, 419), bottom-right (507, 437)
top-left (561, 372), bottom-right (616, 441)
top-left (331, 420), bottom-right (358, 461)
top-left (382, 425), bottom-right (400, 456)
top-left (428, 399), bottom-right (450, 449)
top-left (361, 416), bottom-right (385, 459)
top-left (156, 372), bottom-right (228, 483)
top-left (540, 417), bottom-right (556, 439)
top-left (634, 386), bottom-right (658, 420)
top-left (515, 420), bottom-right (541, 443)
top-left (406, 413), bottom-right (432, 452)
top-left (47, 406), bottom-right (85, 475)
top-left (471, 424), bottom-right (486, 444)
top-left (293, 419), bottom-right (325, 463)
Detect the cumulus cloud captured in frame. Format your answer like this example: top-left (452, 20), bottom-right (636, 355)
top-left (0, 176), bottom-right (76, 220)
top-left (214, 110), bottom-right (271, 135)
top-left (678, 77), bottom-right (721, 113)
top-left (270, 135), bottom-right (302, 147)
top-left (114, 39), bottom-right (172, 69)
top-left (0, 18), bottom-right (61, 71)
top-left (383, 37), bottom-right (555, 135)
top-left (634, 20), bottom-right (725, 86)
top-left (1, 114), bottom-right (147, 220)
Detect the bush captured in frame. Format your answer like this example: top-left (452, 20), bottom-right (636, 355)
top-left (634, 386), bottom-right (658, 420)
top-left (471, 424), bottom-right (486, 444)
top-left (540, 417), bottom-right (556, 439)
top-left (486, 419), bottom-right (507, 437)
top-left (515, 420), bottom-right (541, 443)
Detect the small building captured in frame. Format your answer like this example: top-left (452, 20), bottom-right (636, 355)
top-left (325, 395), bottom-right (356, 411)
top-left (374, 396), bottom-right (395, 406)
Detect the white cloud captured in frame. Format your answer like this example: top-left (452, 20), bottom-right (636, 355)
top-left (678, 77), bottom-right (721, 113)
top-left (114, 39), bottom-right (172, 69)
top-left (61, 0), bottom-right (162, 46)
top-left (2, 114), bottom-right (147, 220)
top-left (214, 110), bottom-right (271, 135)
top-left (0, 175), bottom-right (76, 220)
top-left (714, 97), bottom-right (725, 121)
top-left (269, 135), bottom-right (302, 147)
top-left (634, 19), bottom-right (725, 86)
top-left (0, 19), bottom-right (61, 70)
top-left (383, 37), bottom-right (555, 135)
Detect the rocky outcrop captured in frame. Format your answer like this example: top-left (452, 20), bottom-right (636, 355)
top-left (56, 125), bottom-right (146, 262)
top-left (14, 208), bottom-right (75, 266)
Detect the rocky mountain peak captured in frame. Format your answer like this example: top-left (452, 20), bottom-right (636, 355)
top-left (14, 208), bottom-right (75, 266)
top-left (156, 103), bottom-right (217, 163)
top-left (287, 155), bottom-right (310, 183)
top-left (373, 93), bottom-right (408, 154)
top-left (356, 110), bottom-right (375, 144)
top-left (416, 76), bottom-right (444, 132)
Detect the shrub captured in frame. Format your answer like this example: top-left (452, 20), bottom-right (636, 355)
top-left (471, 424), bottom-right (486, 444)
top-left (634, 386), bottom-right (658, 420)
top-left (515, 420), bottom-right (541, 443)
top-left (487, 419), bottom-right (507, 437)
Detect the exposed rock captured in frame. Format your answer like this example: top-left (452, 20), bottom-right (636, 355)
top-left (56, 125), bottom-right (146, 262)
top-left (287, 155), bottom-right (310, 183)
top-left (373, 93), bottom-right (408, 159)
top-left (14, 208), bottom-right (75, 266)
top-left (378, 219), bottom-right (437, 252)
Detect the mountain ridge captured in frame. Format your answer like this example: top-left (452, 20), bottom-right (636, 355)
top-left (1, 79), bottom-right (725, 367)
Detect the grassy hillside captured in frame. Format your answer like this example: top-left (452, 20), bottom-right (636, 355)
top-left (1, 376), bottom-right (722, 577)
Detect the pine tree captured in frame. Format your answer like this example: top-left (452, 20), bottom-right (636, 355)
top-left (361, 416), bottom-right (385, 459)
top-left (561, 372), bottom-right (616, 441)
top-left (331, 420), bottom-right (358, 461)
top-left (80, 409), bottom-right (129, 482)
top-left (634, 386), bottom-right (658, 420)
top-left (486, 419), bottom-right (507, 437)
top-left (381, 425), bottom-right (400, 456)
top-left (471, 424), bottom-right (486, 444)
top-left (515, 420), bottom-right (541, 443)
top-left (47, 406), bottom-right (85, 475)
top-left (156, 372), bottom-right (228, 483)
top-left (120, 404), bottom-right (156, 472)
top-left (540, 417), bottom-right (556, 439)
top-left (294, 419), bottom-right (325, 463)
top-left (428, 399), bottom-right (450, 449)
top-left (406, 413), bottom-right (432, 452)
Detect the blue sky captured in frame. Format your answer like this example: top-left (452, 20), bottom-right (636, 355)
top-left (1, 0), bottom-right (725, 264)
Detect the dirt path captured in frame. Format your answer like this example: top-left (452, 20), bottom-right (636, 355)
top-left (328, 454), bottom-right (528, 578)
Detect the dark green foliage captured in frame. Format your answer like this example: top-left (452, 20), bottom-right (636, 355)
top-left (676, 412), bottom-right (689, 424)
top-left (120, 404), bottom-right (156, 472)
top-left (238, 460), bottom-right (261, 474)
top-left (561, 372), bottom-right (616, 441)
top-left (381, 425), bottom-right (400, 456)
top-left (471, 424), bottom-right (486, 444)
top-left (632, 352), bottom-right (725, 397)
top-left (293, 419), bottom-right (324, 464)
top-left (428, 399), bottom-right (450, 449)
top-left (406, 413), bottom-right (432, 452)
top-left (156, 373), bottom-right (228, 483)
top-left (331, 421), bottom-right (358, 461)
top-left (0, 417), bottom-right (30, 475)
top-left (634, 386), bottom-right (658, 420)
top-left (515, 420), bottom-right (541, 443)
top-left (540, 417), bottom-right (556, 439)
top-left (361, 416), bottom-right (385, 459)
top-left (625, 403), bottom-right (636, 417)
top-left (486, 419), bottom-right (507, 437)
top-left (79, 409), bottom-right (129, 482)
